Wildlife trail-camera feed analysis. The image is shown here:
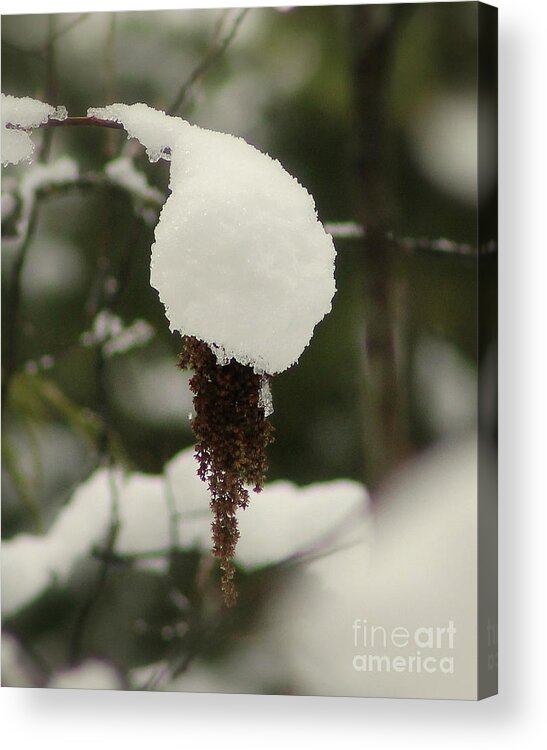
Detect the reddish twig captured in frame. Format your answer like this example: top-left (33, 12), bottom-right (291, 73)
top-left (47, 115), bottom-right (124, 130)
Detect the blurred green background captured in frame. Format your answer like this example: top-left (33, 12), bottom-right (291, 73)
top-left (1, 3), bottom-right (491, 691)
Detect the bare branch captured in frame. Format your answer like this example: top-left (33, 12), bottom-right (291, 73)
top-left (1, 173), bottom-right (160, 256)
top-left (325, 222), bottom-right (497, 257)
top-left (50, 13), bottom-right (91, 43)
top-left (1, 39), bottom-right (45, 62)
top-left (69, 467), bottom-right (121, 663)
top-left (3, 13), bottom-right (90, 58)
top-left (167, 8), bottom-right (250, 116)
top-left (164, 473), bottom-right (182, 550)
top-left (103, 14), bottom-right (118, 157)
top-left (2, 200), bottom-right (40, 409)
top-left (46, 115), bottom-right (125, 130)
top-left (323, 221), bottom-right (365, 239)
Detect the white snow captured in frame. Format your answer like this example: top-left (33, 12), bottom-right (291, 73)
top-left (102, 320), bottom-right (155, 357)
top-left (16, 156), bottom-right (79, 239)
top-left (87, 102), bottom-right (336, 374)
top-left (258, 377), bottom-right (274, 417)
top-left (48, 660), bottom-right (123, 691)
top-left (323, 221), bottom-right (365, 239)
top-left (18, 156), bottom-right (78, 201)
top-left (2, 446), bottom-right (369, 616)
top-left (157, 440), bottom-right (479, 698)
top-left (2, 157), bottom-right (79, 250)
top-left (116, 473), bottom-right (172, 555)
top-left (80, 310), bottom-right (154, 357)
top-left (1, 93), bottom-right (67, 166)
top-left (1, 190), bottom-right (16, 220)
top-left (88, 103), bottom-right (183, 163)
top-left (164, 449), bottom-right (369, 567)
top-left (1, 469), bottom-right (115, 616)
top-left (122, 462), bottom-right (368, 572)
top-left (256, 439), bottom-right (481, 699)
top-left (164, 447), bottom-right (211, 515)
top-left (1, 534), bottom-right (57, 617)
top-left (1, 633), bottom-right (39, 688)
top-left (235, 478), bottom-right (369, 568)
top-left (104, 155), bottom-right (164, 204)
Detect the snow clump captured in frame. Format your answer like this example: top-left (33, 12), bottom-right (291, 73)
top-left (2, 448), bottom-right (369, 616)
top-left (1, 93), bottom-right (67, 166)
top-left (87, 102), bottom-right (336, 374)
top-left (104, 155), bottom-right (164, 204)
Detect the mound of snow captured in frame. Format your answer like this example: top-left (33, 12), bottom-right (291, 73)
top-left (88, 102), bottom-right (336, 374)
top-left (1, 469), bottom-right (115, 616)
top-left (2, 447), bottom-right (369, 615)
top-left (1, 93), bottom-right (67, 166)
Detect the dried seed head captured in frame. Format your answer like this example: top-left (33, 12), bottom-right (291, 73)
top-left (178, 336), bottom-right (275, 606)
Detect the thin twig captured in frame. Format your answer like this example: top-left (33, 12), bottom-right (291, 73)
top-left (164, 473), bottom-right (182, 550)
top-left (167, 8), bottom-right (250, 116)
top-left (2, 206), bottom-right (40, 409)
top-left (69, 467), bottom-right (120, 663)
top-left (40, 16), bottom-right (58, 162)
top-left (68, 144), bottom-right (140, 660)
top-left (2, 168), bottom-right (492, 262)
top-left (2, 13), bottom-right (91, 63)
top-left (325, 222), bottom-right (497, 257)
top-left (2, 13), bottom-right (90, 61)
top-left (397, 235), bottom-right (497, 257)
top-left (104, 14), bottom-right (118, 157)
top-left (2, 171), bottom-right (161, 249)
top-left (50, 13), bottom-right (91, 43)
top-left (142, 650), bottom-right (197, 692)
top-left (46, 115), bottom-right (124, 130)
top-left (2, 18), bottom-right (60, 408)
top-left (8, 632), bottom-right (53, 687)
top-left (1, 39), bottom-right (45, 62)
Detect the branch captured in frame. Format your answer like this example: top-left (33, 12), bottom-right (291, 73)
top-left (51, 13), bottom-right (91, 43)
top-left (2, 13), bottom-right (90, 60)
top-left (2, 171), bottom-right (162, 251)
top-left (350, 4), bottom-right (417, 487)
top-left (46, 115), bottom-right (125, 130)
top-left (69, 467), bottom-right (120, 663)
top-left (167, 8), bottom-right (250, 116)
top-left (164, 473), bottom-right (182, 550)
top-left (2, 169), bottom-right (492, 263)
top-left (2, 39), bottom-right (45, 62)
top-left (325, 222), bottom-right (497, 257)
top-left (2, 180), bottom-right (41, 409)
top-left (397, 235), bottom-right (497, 257)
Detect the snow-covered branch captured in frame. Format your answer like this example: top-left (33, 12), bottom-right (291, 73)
top-left (1, 94), bottom-right (67, 166)
top-left (44, 114), bottom-right (125, 130)
top-left (2, 446), bottom-right (369, 619)
top-left (325, 222), bottom-right (497, 257)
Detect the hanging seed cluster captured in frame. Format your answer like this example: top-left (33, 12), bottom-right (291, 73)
top-left (178, 336), bottom-right (275, 606)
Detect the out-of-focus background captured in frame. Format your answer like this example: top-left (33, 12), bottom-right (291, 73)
top-left (1, 4), bottom-right (496, 696)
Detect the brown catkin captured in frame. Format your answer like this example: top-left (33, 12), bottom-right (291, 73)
top-left (178, 336), bottom-right (275, 606)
